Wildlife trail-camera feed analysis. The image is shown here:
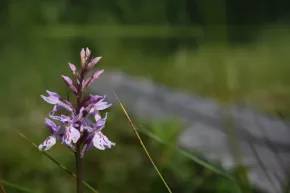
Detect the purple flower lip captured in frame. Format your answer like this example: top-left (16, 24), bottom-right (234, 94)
top-left (39, 48), bottom-right (115, 154)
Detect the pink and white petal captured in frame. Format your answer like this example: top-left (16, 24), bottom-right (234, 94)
top-left (93, 132), bottom-right (115, 150)
top-left (92, 133), bottom-right (105, 150)
top-left (70, 127), bottom-right (81, 143)
top-left (64, 126), bottom-right (80, 144)
top-left (39, 136), bottom-right (56, 151)
top-left (100, 133), bottom-right (116, 148)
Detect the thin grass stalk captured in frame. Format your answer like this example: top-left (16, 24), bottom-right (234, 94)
top-left (114, 91), bottom-right (173, 193)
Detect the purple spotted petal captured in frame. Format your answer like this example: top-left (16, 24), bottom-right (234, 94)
top-left (39, 136), bottom-right (57, 151)
top-left (92, 131), bottom-right (115, 150)
top-left (64, 126), bottom-right (80, 145)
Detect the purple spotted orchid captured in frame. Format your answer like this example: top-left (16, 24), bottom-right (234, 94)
top-left (39, 48), bottom-right (115, 157)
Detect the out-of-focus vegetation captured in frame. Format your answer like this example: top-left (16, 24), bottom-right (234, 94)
top-left (0, 0), bottom-right (290, 192)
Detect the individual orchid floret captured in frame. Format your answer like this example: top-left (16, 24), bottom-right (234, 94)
top-left (92, 114), bottom-right (115, 150)
top-left (63, 125), bottom-right (81, 145)
top-left (41, 90), bottom-right (74, 113)
top-left (92, 131), bottom-right (115, 150)
top-left (83, 113), bottom-right (115, 151)
top-left (41, 90), bottom-right (75, 121)
top-left (81, 112), bottom-right (107, 132)
top-left (39, 118), bottom-right (63, 151)
top-left (39, 136), bottom-right (56, 151)
top-left (59, 115), bottom-right (81, 145)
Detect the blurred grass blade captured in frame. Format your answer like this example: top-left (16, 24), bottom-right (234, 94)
top-left (0, 182), bottom-right (6, 193)
top-left (138, 125), bottom-right (229, 177)
top-left (113, 91), bottom-right (173, 193)
top-left (0, 180), bottom-right (31, 192)
top-left (16, 130), bottom-right (99, 193)
top-left (137, 125), bottom-right (243, 193)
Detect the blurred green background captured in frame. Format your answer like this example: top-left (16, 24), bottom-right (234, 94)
top-left (0, 0), bottom-right (290, 192)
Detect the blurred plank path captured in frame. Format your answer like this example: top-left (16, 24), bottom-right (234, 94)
top-left (91, 71), bottom-right (290, 193)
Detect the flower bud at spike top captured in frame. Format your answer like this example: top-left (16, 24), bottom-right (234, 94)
top-left (87, 57), bottom-right (102, 70)
top-left (68, 63), bottom-right (77, 74)
top-left (80, 48), bottom-right (86, 68)
top-left (85, 47), bottom-right (91, 60)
